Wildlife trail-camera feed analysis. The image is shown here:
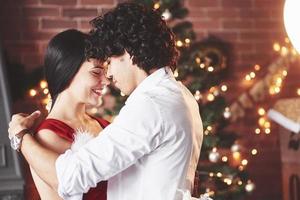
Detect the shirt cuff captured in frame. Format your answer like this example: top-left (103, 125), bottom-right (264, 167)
top-left (56, 149), bottom-right (83, 199)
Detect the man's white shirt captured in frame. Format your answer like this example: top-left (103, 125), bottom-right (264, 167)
top-left (56, 67), bottom-right (203, 200)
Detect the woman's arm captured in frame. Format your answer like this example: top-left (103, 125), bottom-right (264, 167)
top-left (30, 129), bottom-right (71, 199)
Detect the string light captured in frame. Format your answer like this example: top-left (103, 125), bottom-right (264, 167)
top-left (297, 88), bottom-right (300, 96)
top-left (120, 92), bottom-right (126, 97)
top-left (245, 180), bottom-right (255, 192)
top-left (207, 126), bottom-right (212, 131)
top-left (258, 117), bottom-right (266, 126)
top-left (222, 156), bottom-right (228, 162)
top-left (254, 64), bottom-right (261, 71)
top-left (216, 172), bottom-right (222, 177)
top-left (176, 40), bottom-right (183, 47)
top-left (282, 70), bottom-right (288, 76)
top-left (223, 107), bottom-right (231, 119)
top-left (40, 80), bottom-right (48, 89)
top-left (43, 88), bottom-right (49, 94)
top-left (255, 128), bottom-right (261, 135)
top-left (200, 63), bottom-right (205, 69)
top-left (245, 74), bottom-right (251, 81)
top-left (258, 108), bottom-right (265, 116)
top-left (194, 90), bottom-right (202, 100)
top-left (207, 66), bottom-right (214, 72)
top-left (153, 2), bottom-right (160, 9)
top-left (185, 38), bottom-right (190, 44)
top-left (241, 159), bottom-right (248, 166)
top-left (207, 93), bottom-right (215, 101)
top-left (29, 89), bottom-right (37, 97)
top-left (195, 57), bottom-right (201, 64)
top-left (265, 128), bottom-right (271, 134)
top-left (249, 72), bottom-right (256, 78)
top-left (221, 85), bottom-right (228, 92)
top-left (281, 46), bottom-right (288, 56)
top-left (233, 152), bottom-right (241, 160)
top-left (238, 181), bottom-right (243, 185)
top-left (251, 149), bottom-right (258, 155)
top-left (273, 42), bottom-right (281, 51)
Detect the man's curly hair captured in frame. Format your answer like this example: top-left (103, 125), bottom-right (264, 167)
top-left (86, 2), bottom-right (179, 74)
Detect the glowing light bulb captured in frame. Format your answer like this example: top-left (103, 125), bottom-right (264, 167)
top-left (251, 149), bottom-right (258, 155)
top-left (273, 43), bottom-right (281, 51)
top-left (40, 80), bottom-right (48, 89)
top-left (258, 108), bottom-right (265, 116)
top-left (29, 89), bottom-right (37, 97)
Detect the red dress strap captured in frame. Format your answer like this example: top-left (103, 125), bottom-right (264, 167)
top-left (36, 118), bottom-right (74, 142)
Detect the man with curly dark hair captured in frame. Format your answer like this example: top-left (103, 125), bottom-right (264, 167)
top-left (8, 2), bottom-right (203, 200)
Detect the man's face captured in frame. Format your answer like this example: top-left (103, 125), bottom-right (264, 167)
top-left (106, 52), bottom-right (137, 95)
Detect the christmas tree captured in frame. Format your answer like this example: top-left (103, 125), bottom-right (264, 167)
top-left (98, 1), bottom-right (255, 199)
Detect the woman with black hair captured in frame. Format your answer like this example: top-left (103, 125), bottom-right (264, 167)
top-left (31, 29), bottom-right (109, 199)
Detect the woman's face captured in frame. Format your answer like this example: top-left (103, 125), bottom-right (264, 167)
top-left (67, 59), bottom-right (110, 106)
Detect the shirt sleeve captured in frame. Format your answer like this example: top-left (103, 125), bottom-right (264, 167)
top-left (56, 95), bottom-right (164, 198)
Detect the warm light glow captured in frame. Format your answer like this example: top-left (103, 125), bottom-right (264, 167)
top-left (221, 85), bottom-right (228, 92)
top-left (238, 165), bottom-right (244, 171)
top-left (43, 88), bottom-right (49, 94)
top-left (251, 149), bottom-right (258, 155)
top-left (284, 0), bottom-right (300, 53)
top-left (207, 66), bottom-right (214, 72)
top-left (200, 63), bottom-right (205, 69)
top-left (281, 46), bottom-right (288, 56)
top-left (207, 126), bottom-right (213, 131)
top-left (222, 156), bottom-right (228, 162)
top-left (273, 43), bottom-right (281, 52)
top-left (255, 128), bottom-right (261, 134)
top-left (224, 178), bottom-right (232, 185)
top-left (204, 130), bottom-right (210, 135)
top-left (195, 57), bottom-right (201, 64)
top-left (154, 2), bottom-right (160, 9)
top-left (258, 108), bottom-right (265, 116)
top-left (285, 37), bottom-right (290, 43)
top-left (274, 87), bottom-right (281, 93)
top-left (254, 64), bottom-right (261, 71)
top-left (194, 90), bottom-right (202, 100)
top-left (282, 70), bottom-right (288, 76)
top-left (216, 172), bottom-right (222, 177)
top-left (258, 117), bottom-right (266, 127)
top-left (276, 78), bottom-right (283, 86)
top-left (241, 159), bottom-right (248, 166)
top-left (40, 80), bottom-right (48, 89)
top-left (29, 89), bottom-right (37, 97)
top-left (264, 121), bottom-right (271, 129)
top-left (249, 72), bottom-right (256, 78)
top-left (120, 92), bottom-right (126, 96)
top-left (265, 128), bottom-right (271, 134)
top-left (238, 181), bottom-right (243, 185)
top-left (245, 74), bottom-right (251, 81)
top-left (185, 38), bottom-right (190, 44)
top-left (233, 152), bottom-right (241, 160)
top-left (176, 40), bottom-right (183, 47)
top-left (207, 93), bottom-right (215, 101)
top-left (209, 172), bottom-right (214, 177)
top-left (297, 88), bottom-right (300, 96)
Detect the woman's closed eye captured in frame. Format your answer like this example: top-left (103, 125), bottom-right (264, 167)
top-left (91, 69), bottom-right (104, 76)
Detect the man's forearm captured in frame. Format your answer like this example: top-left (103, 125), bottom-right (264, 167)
top-left (21, 134), bottom-right (60, 191)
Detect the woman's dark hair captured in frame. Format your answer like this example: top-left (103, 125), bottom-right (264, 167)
top-left (87, 2), bottom-right (179, 74)
top-left (44, 29), bottom-right (88, 110)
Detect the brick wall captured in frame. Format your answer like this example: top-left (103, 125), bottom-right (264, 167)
top-left (0, 0), bottom-right (294, 200)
